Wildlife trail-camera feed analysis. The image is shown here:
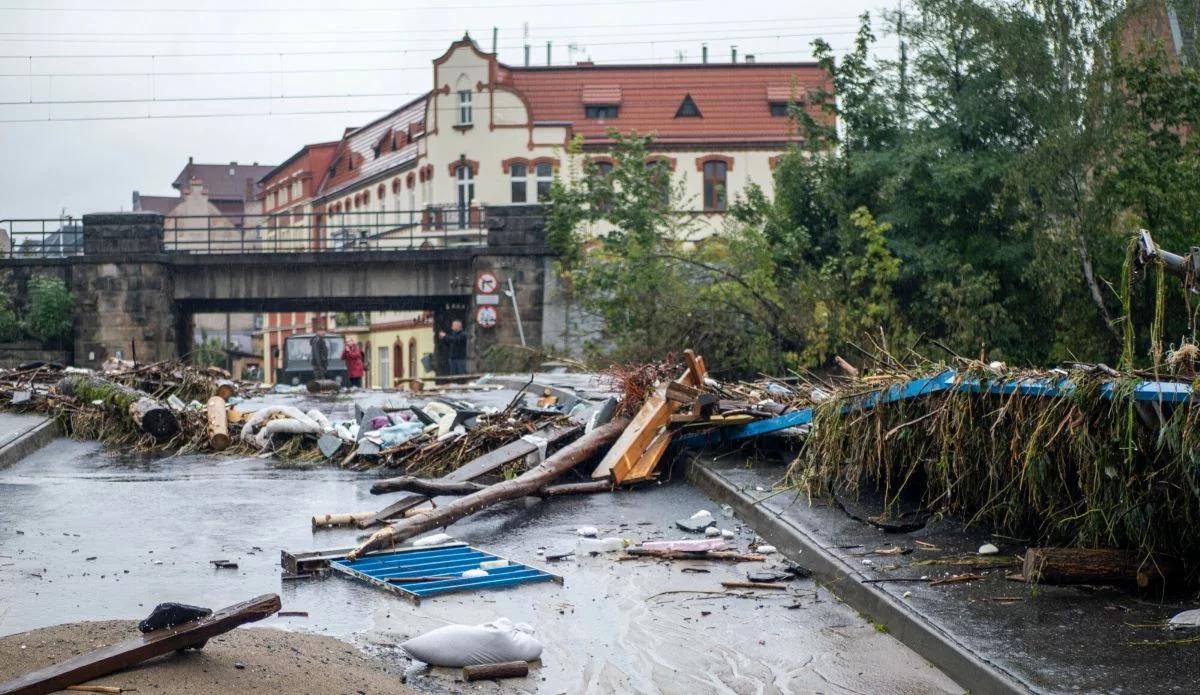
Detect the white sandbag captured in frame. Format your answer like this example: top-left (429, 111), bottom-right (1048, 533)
top-left (240, 405), bottom-right (320, 443)
top-left (400, 618), bottom-right (543, 668)
top-left (306, 408), bottom-right (332, 433)
top-left (254, 416), bottom-right (322, 447)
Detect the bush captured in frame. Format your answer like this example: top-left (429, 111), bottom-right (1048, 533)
top-left (24, 276), bottom-right (72, 347)
top-left (0, 299), bottom-right (21, 342)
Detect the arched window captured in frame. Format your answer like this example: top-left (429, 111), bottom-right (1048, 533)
top-left (393, 339), bottom-right (404, 382)
top-left (377, 184), bottom-right (386, 199)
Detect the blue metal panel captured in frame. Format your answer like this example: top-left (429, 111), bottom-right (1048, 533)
top-left (330, 542), bottom-right (561, 604)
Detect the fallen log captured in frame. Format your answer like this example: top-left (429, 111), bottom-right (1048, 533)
top-left (462, 661), bottom-right (529, 682)
top-left (347, 418), bottom-right (629, 560)
top-left (1022, 547), bottom-right (1179, 590)
top-left (370, 477), bottom-right (610, 498)
top-left (206, 396), bottom-right (230, 451)
top-left (536, 480), bottom-right (611, 497)
top-left (371, 476), bottom-right (488, 496)
top-left (0, 594), bottom-right (280, 695)
top-left (215, 379), bottom-right (237, 400)
top-left (311, 512), bottom-right (376, 528)
top-left (55, 375), bottom-right (179, 440)
top-left (356, 424), bottom-right (581, 528)
top-left (306, 379), bottom-right (339, 393)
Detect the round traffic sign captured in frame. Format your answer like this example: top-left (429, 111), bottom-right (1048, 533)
top-left (475, 271), bottom-right (499, 294)
top-left (475, 305), bottom-right (498, 328)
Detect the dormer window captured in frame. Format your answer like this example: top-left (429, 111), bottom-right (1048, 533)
top-left (770, 103), bottom-right (789, 117)
top-left (457, 90), bottom-right (473, 126)
top-left (675, 94), bottom-right (702, 118)
top-left (585, 105), bottom-right (619, 119)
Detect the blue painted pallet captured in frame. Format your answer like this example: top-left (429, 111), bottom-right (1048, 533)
top-left (679, 370), bottom-right (1197, 449)
top-left (330, 542), bottom-right (561, 604)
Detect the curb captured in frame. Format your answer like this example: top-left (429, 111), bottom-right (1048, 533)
top-left (688, 461), bottom-right (1031, 695)
top-left (0, 417), bottom-right (62, 470)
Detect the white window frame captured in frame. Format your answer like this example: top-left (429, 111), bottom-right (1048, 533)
top-left (535, 162), bottom-right (554, 201)
top-left (456, 166), bottom-right (475, 229)
top-left (510, 163), bottom-right (528, 203)
top-left (457, 90), bottom-right (473, 126)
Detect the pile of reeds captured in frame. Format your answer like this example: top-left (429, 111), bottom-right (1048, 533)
top-left (786, 362), bottom-right (1200, 566)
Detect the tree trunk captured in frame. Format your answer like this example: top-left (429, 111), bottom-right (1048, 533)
top-left (462, 661), bottom-right (529, 681)
top-left (215, 380), bottom-right (237, 400)
top-left (536, 480), bottom-right (611, 497)
top-left (1022, 547), bottom-right (1178, 590)
top-left (206, 396), bottom-right (230, 451)
top-left (56, 375), bottom-right (179, 440)
top-left (347, 417), bottom-right (630, 560)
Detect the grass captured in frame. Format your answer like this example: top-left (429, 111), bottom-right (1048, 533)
top-left (785, 362), bottom-right (1200, 573)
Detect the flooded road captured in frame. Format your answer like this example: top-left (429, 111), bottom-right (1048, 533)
top-left (0, 430), bottom-right (960, 694)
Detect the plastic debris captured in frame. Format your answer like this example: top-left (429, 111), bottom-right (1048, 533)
top-left (1169, 609), bottom-right (1200, 630)
top-left (577, 538), bottom-right (626, 554)
top-left (978, 543), bottom-right (1000, 555)
top-left (576, 526), bottom-right (599, 537)
top-left (704, 527), bottom-right (721, 537)
top-left (461, 568), bottom-right (489, 579)
top-left (757, 544), bottom-right (777, 554)
top-left (411, 533), bottom-right (455, 547)
top-left (720, 529), bottom-right (735, 539)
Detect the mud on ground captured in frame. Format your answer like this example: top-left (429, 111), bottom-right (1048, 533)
top-left (0, 621), bottom-right (412, 694)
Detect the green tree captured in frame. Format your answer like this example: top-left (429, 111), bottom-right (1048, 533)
top-left (24, 276), bottom-right (72, 347)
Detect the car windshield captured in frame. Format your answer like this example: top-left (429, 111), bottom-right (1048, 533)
top-left (285, 335), bottom-right (344, 366)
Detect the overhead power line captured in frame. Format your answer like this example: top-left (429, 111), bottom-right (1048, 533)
top-left (0, 31), bottom-right (853, 60)
top-left (1, 0), bottom-right (698, 13)
top-left (0, 16), bottom-right (865, 37)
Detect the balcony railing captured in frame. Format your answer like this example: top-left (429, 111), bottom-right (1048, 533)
top-left (0, 218), bottom-right (83, 259)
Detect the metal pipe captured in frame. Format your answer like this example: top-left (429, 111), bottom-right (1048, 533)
top-left (546, 41), bottom-right (552, 66)
top-left (492, 27), bottom-right (498, 54)
top-left (507, 277), bottom-right (527, 347)
top-left (702, 43), bottom-right (708, 63)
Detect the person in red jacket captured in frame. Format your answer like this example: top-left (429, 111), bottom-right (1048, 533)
top-left (341, 336), bottom-right (365, 388)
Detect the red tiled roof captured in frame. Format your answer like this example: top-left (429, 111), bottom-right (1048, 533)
top-left (172, 161), bottom-right (276, 201)
top-left (133, 194), bottom-right (179, 215)
top-left (581, 85), bottom-right (622, 104)
top-left (504, 63), bottom-right (831, 145)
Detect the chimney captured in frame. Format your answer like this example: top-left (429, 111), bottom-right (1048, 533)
top-left (188, 156), bottom-right (193, 164)
top-left (492, 26), bottom-right (498, 54)
top-left (546, 41), bottom-right (552, 66)
top-left (702, 43), bottom-right (708, 64)
top-left (745, 54), bottom-right (755, 63)
top-left (132, 190), bottom-right (140, 210)
top-left (524, 44), bottom-right (530, 66)
top-left (731, 45), bottom-right (738, 63)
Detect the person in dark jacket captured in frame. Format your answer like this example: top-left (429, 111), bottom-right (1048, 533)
top-left (438, 320), bottom-right (468, 375)
top-left (309, 327), bottom-right (330, 380)
top-left (340, 335), bottom-right (365, 387)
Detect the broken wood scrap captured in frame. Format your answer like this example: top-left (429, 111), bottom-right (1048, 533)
top-left (356, 423), bottom-right (581, 528)
top-left (462, 661), bottom-right (529, 682)
top-left (721, 581), bottom-right (788, 590)
top-left (311, 512), bottom-right (376, 528)
top-left (371, 477), bottom-right (487, 496)
top-left (65, 687), bottom-right (134, 694)
top-left (592, 385), bottom-right (676, 483)
top-left (0, 594), bottom-right (280, 695)
top-left (347, 417), bottom-right (630, 560)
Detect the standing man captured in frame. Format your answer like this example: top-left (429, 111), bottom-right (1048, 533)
top-left (437, 320), bottom-right (468, 376)
top-left (309, 325), bottom-right (330, 381)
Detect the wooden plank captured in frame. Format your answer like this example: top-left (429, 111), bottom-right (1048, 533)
top-left (684, 349), bottom-right (708, 384)
top-left (0, 594), bottom-right (280, 695)
top-left (664, 381), bottom-right (703, 404)
top-left (619, 427), bottom-right (673, 485)
top-left (590, 387), bottom-right (673, 482)
top-left (357, 425), bottom-right (580, 528)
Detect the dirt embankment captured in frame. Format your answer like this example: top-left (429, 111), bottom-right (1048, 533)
top-left (0, 621), bottom-right (413, 694)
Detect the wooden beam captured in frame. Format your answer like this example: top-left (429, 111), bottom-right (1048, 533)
top-left (0, 594), bottom-right (280, 695)
top-left (357, 424), bottom-right (580, 528)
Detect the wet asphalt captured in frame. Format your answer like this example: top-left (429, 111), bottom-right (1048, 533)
top-left (0, 391), bottom-right (961, 694)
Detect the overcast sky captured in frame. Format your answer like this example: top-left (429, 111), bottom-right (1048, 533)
top-left (0, 0), bottom-right (894, 221)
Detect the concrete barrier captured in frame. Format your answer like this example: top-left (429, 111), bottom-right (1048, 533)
top-left (0, 416), bottom-right (62, 470)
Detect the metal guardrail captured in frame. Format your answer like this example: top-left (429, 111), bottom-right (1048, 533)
top-left (0, 218), bottom-right (83, 259)
top-left (0, 206), bottom-right (489, 258)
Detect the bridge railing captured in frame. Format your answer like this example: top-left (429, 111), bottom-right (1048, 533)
top-left (0, 218), bottom-right (83, 259)
top-left (166, 206), bottom-right (487, 255)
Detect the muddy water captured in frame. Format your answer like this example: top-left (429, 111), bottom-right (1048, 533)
top-left (0, 436), bottom-right (959, 694)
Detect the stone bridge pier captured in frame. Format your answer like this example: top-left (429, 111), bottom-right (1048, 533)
top-left (73, 213), bottom-right (178, 368)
